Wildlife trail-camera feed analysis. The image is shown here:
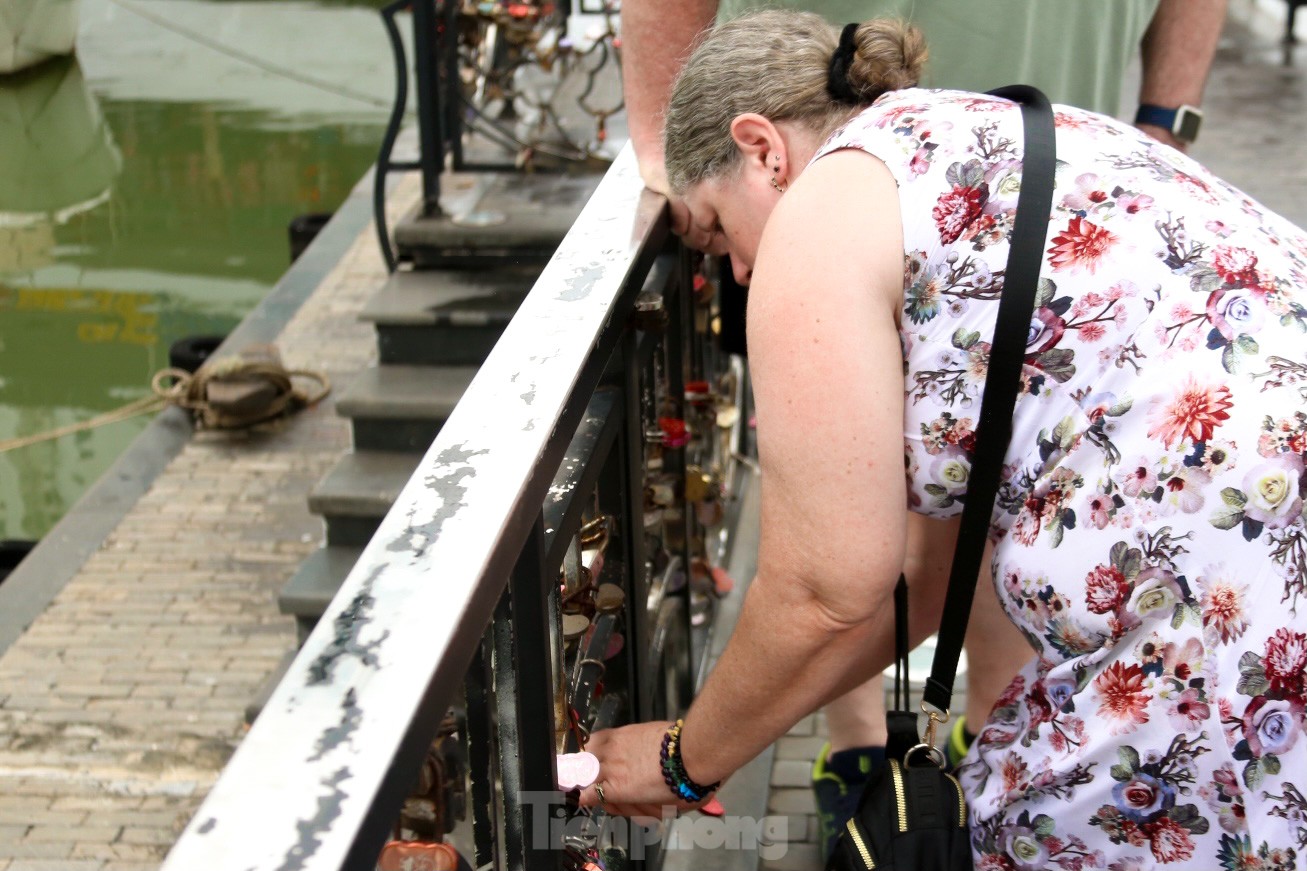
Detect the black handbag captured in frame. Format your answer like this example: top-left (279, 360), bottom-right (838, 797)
top-left (827, 84), bottom-right (1057, 871)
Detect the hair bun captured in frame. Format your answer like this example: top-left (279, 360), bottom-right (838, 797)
top-left (846, 19), bottom-right (927, 101)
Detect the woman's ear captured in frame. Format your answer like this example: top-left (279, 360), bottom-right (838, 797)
top-left (729, 113), bottom-right (786, 180)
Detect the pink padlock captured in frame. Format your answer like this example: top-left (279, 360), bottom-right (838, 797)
top-left (582, 624), bottom-right (626, 660)
top-left (556, 751), bottom-right (601, 790)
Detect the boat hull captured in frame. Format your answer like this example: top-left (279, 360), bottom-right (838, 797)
top-left (0, 0), bottom-right (81, 74)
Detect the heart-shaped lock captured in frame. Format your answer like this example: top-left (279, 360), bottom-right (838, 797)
top-left (556, 751), bottom-right (601, 790)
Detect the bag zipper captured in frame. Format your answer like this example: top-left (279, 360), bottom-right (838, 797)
top-left (889, 760), bottom-right (908, 833)
top-left (845, 818), bottom-right (876, 870)
top-left (945, 772), bottom-right (967, 828)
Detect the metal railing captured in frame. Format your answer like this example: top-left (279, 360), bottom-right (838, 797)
top-left (374, 0), bottom-right (458, 271)
top-left (161, 147), bottom-right (746, 871)
top-left (372, 0), bottom-right (623, 272)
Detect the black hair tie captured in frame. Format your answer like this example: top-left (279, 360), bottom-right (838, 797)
top-left (827, 22), bottom-right (861, 103)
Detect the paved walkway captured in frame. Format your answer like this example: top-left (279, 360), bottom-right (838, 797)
top-left (1193, 0), bottom-right (1307, 228)
top-left (0, 174), bottom-right (419, 871)
top-left (2, 3), bottom-right (1307, 870)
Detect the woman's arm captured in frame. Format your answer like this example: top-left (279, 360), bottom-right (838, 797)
top-left (620, 0), bottom-right (718, 193)
top-left (676, 149), bottom-right (922, 783)
top-left (1136, 0), bottom-right (1226, 151)
top-left (584, 150), bottom-right (943, 815)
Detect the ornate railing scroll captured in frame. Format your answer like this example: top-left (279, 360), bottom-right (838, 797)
top-left (161, 146), bottom-right (747, 871)
top-left (373, 0), bottom-right (623, 271)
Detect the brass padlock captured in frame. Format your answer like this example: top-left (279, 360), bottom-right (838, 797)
top-left (395, 720), bottom-right (465, 841)
top-left (562, 613), bottom-right (592, 642)
top-left (631, 290), bottom-right (669, 333)
top-left (376, 841), bottom-right (461, 871)
top-left (684, 466), bottom-right (717, 504)
top-left (594, 583), bottom-right (625, 613)
top-left (580, 515), bottom-right (610, 580)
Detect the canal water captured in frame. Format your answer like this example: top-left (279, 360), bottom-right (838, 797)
top-left (0, 0), bottom-right (401, 539)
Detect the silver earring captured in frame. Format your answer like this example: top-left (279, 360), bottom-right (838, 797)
top-left (770, 177), bottom-right (786, 193)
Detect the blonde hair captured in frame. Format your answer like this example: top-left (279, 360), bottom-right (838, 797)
top-left (663, 11), bottom-right (927, 193)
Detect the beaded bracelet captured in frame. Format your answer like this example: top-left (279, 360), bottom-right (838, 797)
top-left (659, 719), bottom-right (721, 803)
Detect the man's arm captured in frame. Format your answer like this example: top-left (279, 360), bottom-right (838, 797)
top-left (620, 0), bottom-right (717, 192)
top-left (1136, 0), bottom-right (1227, 150)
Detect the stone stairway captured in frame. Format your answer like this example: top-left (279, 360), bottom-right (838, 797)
top-left (274, 176), bottom-right (599, 647)
top-left (277, 275), bottom-right (498, 644)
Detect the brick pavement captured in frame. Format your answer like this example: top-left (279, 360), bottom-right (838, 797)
top-left (1191, 0), bottom-right (1307, 228)
top-left (0, 174), bottom-right (420, 870)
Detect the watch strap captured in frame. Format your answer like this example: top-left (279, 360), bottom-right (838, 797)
top-left (1135, 103), bottom-right (1202, 143)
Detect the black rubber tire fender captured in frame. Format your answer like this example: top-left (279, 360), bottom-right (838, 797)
top-left (168, 335), bottom-right (226, 374)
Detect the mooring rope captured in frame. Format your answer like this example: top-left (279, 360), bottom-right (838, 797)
top-left (0, 395), bottom-right (169, 453)
top-left (0, 360), bottom-right (331, 454)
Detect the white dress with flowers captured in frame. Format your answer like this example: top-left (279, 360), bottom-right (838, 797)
top-left (813, 89), bottom-right (1307, 869)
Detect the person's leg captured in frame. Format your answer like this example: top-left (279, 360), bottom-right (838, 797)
top-left (813, 513), bottom-right (939, 859)
top-left (824, 674), bottom-right (887, 752)
top-left (813, 534), bottom-right (1033, 858)
top-left (820, 573), bottom-right (1028, 763)
top-left (951, 546), bottom-right (1032, 764)
top-left (813, 676), bottom-right (887, 858)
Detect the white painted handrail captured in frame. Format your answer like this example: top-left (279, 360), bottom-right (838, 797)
top-left (162, 146), bottom-right (668, 871)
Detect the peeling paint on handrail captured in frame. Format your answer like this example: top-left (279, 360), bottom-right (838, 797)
top-left (160, 145), bottom-right (666, 871)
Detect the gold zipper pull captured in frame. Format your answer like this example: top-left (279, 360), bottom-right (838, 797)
top-left (844, 818), bottom-right (876, 870)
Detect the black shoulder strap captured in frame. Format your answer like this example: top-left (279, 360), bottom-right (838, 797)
top-left (920, 85), bottom-right (1057, 715)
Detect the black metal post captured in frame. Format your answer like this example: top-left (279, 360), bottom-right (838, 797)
top-left (465, 633), bottom-right (499, 868)
top-left (374, 0), bottom-right (421, 272)
top-left (661, 249), bottom-right (701, 675)
top-left (412, 0), bottom-right (445, 215)
top-left (508, 516), bottom-right (561, 871)
top-left (617, 333), bottom-right (655, 722)
top-left (441, 0), bottom-right (466, 172)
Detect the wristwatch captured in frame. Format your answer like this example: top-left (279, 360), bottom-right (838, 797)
top-left (1134, 103), bottom-right (1203, 144)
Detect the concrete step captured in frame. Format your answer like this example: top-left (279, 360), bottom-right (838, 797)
top-left (244, 648), bottom-right (297, 726)
top-left (393, 171), bottom-right (601, 268)
top-left (360, 267), bottom-right (538, 366)
top-left (337, 364), bottom-right (477, 452)
top-left (278, 545), bottom-right (364, 643)
top-left (308, 450), bottom-right (421, 546)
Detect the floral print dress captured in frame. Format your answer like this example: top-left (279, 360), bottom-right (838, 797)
top-left (812, 89), bottom-right (1307, 869)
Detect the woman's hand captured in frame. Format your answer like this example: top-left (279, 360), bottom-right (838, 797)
top-left (660, 191), bottom-right (719, 255)
top-left (577, 721), bottom-right (713, 820)
top-left (635, 161), bottom-right (723, 255)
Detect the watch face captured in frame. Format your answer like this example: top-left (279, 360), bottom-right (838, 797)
top-left (1176, 108), bottom-right (1202, 143)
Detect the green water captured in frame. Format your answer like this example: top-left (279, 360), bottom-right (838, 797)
top-left (0, 0), bottom-right (395, 538)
